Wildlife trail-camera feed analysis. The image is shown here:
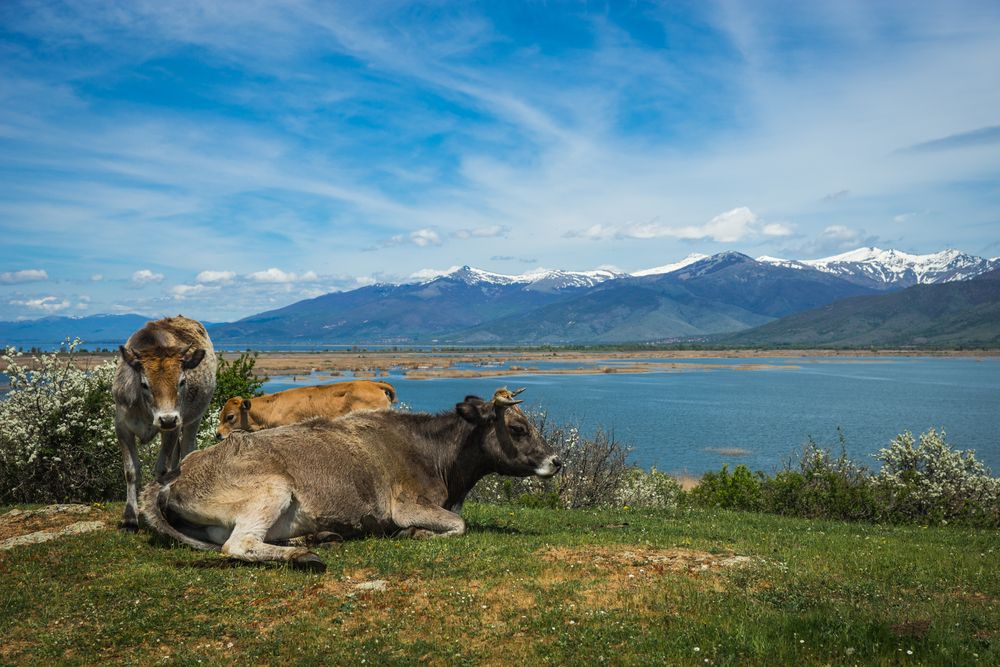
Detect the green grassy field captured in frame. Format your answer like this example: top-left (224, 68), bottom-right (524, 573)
top-left (1, 503), bottom-right (996, 666)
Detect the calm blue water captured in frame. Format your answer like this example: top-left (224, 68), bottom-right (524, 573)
top-left (263, 357), bottom-right (1000, 475)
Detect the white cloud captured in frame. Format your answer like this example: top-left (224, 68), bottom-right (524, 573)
top-left (195, 270), bottom-right (236, 283)
top-left (762, 222), bottom-right (794, 237)
top-left (10, 296), bottom-right (71, 313)
top-left (170, 283), bottom-right (210, 299)
top-left (90, 274), bottom-right (103, 282)
top-left (563, 208), bottom-right (770, 243)
top-left (0, 269), bottom-right (48, 284)
top-left (451, 224), bottom-right (509, 239)
top-left (562, 224), bottom-right (618, 240)
top-left (376, 228), bottom-right (443, 249)
top-left (131, 269), bottom-right (165, 286)
top-left (247, 268), bottom-right (319, 283)
top-left (822, 225), bottom-right (860, 241)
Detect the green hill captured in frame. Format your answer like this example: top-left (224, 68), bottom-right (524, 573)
top-left (721, 268), bottom-right (1000, 348)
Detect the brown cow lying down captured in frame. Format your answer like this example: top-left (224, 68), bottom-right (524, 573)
top-left (215, 380), bottom-right (396, 440)
top-left (141, 388), bottom-right (560, 571)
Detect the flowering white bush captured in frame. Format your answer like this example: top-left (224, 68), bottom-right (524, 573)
top-left (0, 339), bottom-right (131, 503)
top-left (469, 414), bottom-right (681, 510)
top-left (874, 428), bottom-right (1000, 525)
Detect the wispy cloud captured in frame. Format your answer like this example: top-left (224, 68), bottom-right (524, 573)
top-left (563, 208), bottom-right (789, 243)
top-left (10, 296), bottom-right (71, 313)
top-left (247, 268), bottom-right (318, 283)
top-left (451, 225), bottom-right (509, 240)
top-left (1, 1), bottom-right (999, 320)
top-left (0, 269), bottom-right (48, 284)
top-left (195, 270), bottom-right (235, 283)
top-left (130, 269), bottom-right (165, 287)
top-left (897, 125), bottom-right (1000, 154)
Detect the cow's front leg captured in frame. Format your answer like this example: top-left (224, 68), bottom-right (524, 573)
top-left (154, 428), bottom-right (181, 479)
top-left (116, 424), bottom-right (142, 531)
top-left (179, 415), bottom-right (202, 462)
top-left (391, 500), bottom-right (466, 538)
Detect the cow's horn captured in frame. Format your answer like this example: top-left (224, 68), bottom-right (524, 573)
top-left (493, 387), bottom-right (523, 407)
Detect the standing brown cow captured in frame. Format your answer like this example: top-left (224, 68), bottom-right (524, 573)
top-left (215, 380), bottom-right (396, 440)
top-left (112, 316), bottom-right (217, 531)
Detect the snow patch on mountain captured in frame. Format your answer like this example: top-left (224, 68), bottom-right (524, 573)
top-left (631, 253), bottom-right (708, 277)
top-left (414, 265), bottom-right (622, 290)
top-left (756, 247), bottom-right (994, 289)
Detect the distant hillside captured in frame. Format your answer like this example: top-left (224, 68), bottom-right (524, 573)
top-left (444, 253), bottom-right (875, 344)
top-left (721, 268), bottom-right (1000, 348)
top-left (0, 314), bottom-right (151, 349)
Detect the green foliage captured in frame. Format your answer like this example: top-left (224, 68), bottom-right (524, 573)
top-left (689, 464), bottom-right (765, 511)
top-left (689, 429), bottom-right (999, 527)
top-left (469, 416), bottom-right (681, 510)
top-left (874, 428), bottom-right (1000, 526)
top-left (0, 340), bottom-right (121, 503)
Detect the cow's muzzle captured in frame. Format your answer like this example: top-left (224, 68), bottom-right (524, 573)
top-left (535, 455), bottom-right (562, 478)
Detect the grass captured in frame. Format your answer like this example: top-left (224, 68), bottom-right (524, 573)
top-left (1, 503), bottom-right (997, 666)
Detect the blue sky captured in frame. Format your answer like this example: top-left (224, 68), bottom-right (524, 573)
top-left (2, 0), bottom-right (999, 321)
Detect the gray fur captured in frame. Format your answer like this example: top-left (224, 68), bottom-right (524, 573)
top-left (140, 391), bottom-right (561, 569)
top-left (113, 315), bottom-right (217, 530)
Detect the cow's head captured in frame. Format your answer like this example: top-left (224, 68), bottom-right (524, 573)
top-left (216, 396), bottom-right (254, 440)
top-left (456, 388), bottom-right (561, 478)
top-left (120, 344), bottom-right (206, 432)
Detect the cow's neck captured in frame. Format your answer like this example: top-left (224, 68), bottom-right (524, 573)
top-left (407, 415), bottom-right (490, 511)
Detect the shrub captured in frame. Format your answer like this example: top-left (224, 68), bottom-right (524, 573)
top-left (0, 340), bottom-right (121, 503)
top-left (469, 414), bottom-right (680, 510)
top-left (0, 344), bottom-right (269, 504)
top-left (763, 435), bottom-right (878, 521)
top-left (688, 464), bottom-right (764, 511)
top-left (874, 428), bottom-right (1000, 526)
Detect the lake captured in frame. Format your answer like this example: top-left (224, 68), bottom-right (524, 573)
top-left (262, 356), bottom-right (1000, 475)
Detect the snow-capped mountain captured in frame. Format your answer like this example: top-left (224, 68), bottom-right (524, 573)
top-left (756, 247), bottom-right (998, 290)
top-left (418, 265), bottom-right (623, 292)
top-left (631, 253), bottom-right (708, 277)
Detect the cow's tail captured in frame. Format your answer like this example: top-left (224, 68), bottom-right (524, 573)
top-left (140, 479), bottom-right (220, 552)
top-left (376, 381), bottom-right (396, 403)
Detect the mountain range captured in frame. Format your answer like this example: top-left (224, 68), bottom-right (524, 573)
top-left (719, 267), bottom-right (1000, 348)
top-left (2, 247), bottom-right (997, 348)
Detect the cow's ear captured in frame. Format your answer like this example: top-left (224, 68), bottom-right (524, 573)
top-left (456, 397), bottom-right (493, 424)
top-left (182, 348), bottom-right (206, 370)
top-left (120, 345), bottom-right (142, 371)
top-left (241, 398), bottom-right (252, 411)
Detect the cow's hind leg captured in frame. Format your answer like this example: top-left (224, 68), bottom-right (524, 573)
top-left (391, 500), bottom-right (466, 538)
top-left (220, 481), bottom-right (325, 572)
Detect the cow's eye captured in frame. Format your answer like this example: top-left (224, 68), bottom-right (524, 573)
top-left (179, 377), bottom-right (186, 387)
top-left (510, 425), bottom-right (527, 438)
top-left (226, 414), bottom-right (236, 422)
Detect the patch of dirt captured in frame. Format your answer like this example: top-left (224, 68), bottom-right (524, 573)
top-left (0, 504), bottom-right (111, 543)
top-left (541, 545), bottom-right (755, 575)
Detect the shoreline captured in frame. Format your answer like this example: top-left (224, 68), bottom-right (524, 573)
top-left (2, 348), bottom-right (997, 377)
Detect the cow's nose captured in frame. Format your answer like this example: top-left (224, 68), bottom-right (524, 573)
top-left (158, 415), bottom-right (179, 430)
top-left (551, 457), bottom-right (562, 471)
top-left (215, 432), bottom-right (224, 441)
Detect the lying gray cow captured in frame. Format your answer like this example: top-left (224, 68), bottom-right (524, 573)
top-left (141, 388), bottom-right (560, 571)
top-left (113, 315), bottom-right (217, 531)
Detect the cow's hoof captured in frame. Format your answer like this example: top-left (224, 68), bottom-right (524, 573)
top-left (118, 521), bottom-right (139, 533)
top-left (291, 553), bottom-right (326, 573)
